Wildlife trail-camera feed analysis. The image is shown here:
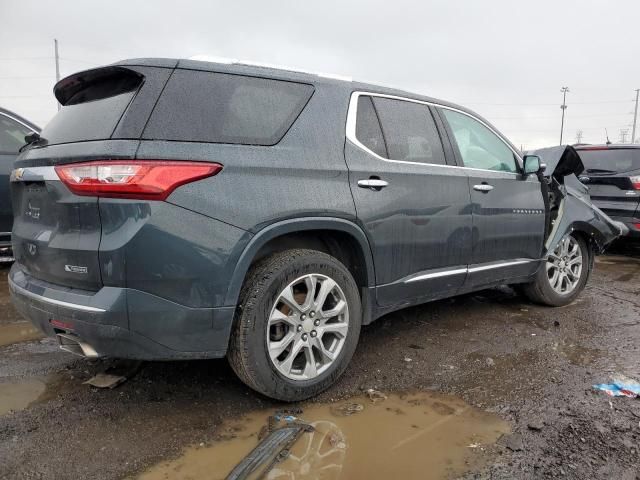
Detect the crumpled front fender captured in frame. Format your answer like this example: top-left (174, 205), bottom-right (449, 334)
top-left (545, 175), bottom-right (627, 256)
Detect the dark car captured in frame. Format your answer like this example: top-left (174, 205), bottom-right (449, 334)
top-left (8, 59), bottom-right (624, 401)
top-left (573, 145), bottom-right (640, 238)
top-left (0, 108), bottom-right (39, 260)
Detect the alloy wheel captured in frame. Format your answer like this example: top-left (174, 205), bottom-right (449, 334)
top-left (267, 274), bottom-right (349, 380)
top-left (546, 235), bottom-right (583, 295)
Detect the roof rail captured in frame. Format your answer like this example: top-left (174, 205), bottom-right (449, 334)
top-left (187, 55), bottom-right (352, 82)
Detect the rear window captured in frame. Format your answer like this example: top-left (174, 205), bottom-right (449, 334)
top-left (40, 91), bottom-right (136, 145)
top-left (577, 148), bottom-right (640, 174)
top-left (41, 67), bottom-right (144, 146)
top-left (143, 70), bottom-right (314, 145)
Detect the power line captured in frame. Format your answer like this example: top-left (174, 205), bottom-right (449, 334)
top-left (462, 99), bottom-right (632, 106)
top-left (0, 75), bottom-right (53, 79)
top-left (490, 112), bottom-right (630, 120)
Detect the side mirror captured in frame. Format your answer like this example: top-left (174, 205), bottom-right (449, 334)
top-left (523, 155), bottom-right (545, 175)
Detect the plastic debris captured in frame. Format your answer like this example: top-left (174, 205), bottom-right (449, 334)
top-left (84, 373), bottom-right (127, 389)
top-left (593, 382), bottom-right (640, 398)
top-left (227, 423), bottom-right (313, 480)
top-left (330, 402), bottom-right (364, 417)
top-left (84, 360), bottom-right (142, 389)
top-left (366, 388), bottom-right (387, 403)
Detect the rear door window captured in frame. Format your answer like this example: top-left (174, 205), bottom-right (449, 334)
top-left (355, 96), bottom-right (387, 158)
top-left (371, 97), bottom-right (446, 165)
top-left (0, 114), bottom-right (33, 154)
top-left (577, 149), bottom-right (640, 174)
top-left (441, 109), bottom-right (518, 173)
top-left (143, 70), bottom-right (314, 145)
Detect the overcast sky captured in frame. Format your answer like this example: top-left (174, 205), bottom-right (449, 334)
top-left (1, 0), bottom-right (639, 149)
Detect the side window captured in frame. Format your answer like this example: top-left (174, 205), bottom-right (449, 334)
top-left (355, 96), bottom-right (387, 158)
top-left (0, 115), bottom-right (32, 154)
top-left (372, 97), bottom-right (446, 165)
top-left (441, 109), bottom-right (518, 173)
top-left (144, 70), bottom-right (314, 146)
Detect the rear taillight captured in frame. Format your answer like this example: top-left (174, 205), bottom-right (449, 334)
top-left (631, 176), bottom-right (640, 190)
top-left (634, 223), bottom-right (640, 231)
top-left (55, 160), bottom-right (222, 200)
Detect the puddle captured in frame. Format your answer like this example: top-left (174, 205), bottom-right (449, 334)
top-left (137, 391), bottom-right (510, 480)
top-left (0, 322), bottom-right (43, 347)
top-left (556, 342), bottom-right (601, 366)
top-left (0, 379), bottom-right (47, 416)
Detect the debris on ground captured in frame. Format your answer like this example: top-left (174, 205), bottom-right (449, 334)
top-left (593, 381), bottom-right (640, 398)
top-left (330, 402), bottom-right (364, 417)
top-left (527, 420), bottom-right (544, 431)
top-left (226, 412), bottom-right (314, 480)
top-left (83, 360), bottom-right (142, 389)
top-left (84, 373), bottom-right (128, 389)
top-left (486, 357), bottom-right (495, 367)
top-left (365, 388), bottom-right (387, 403)
top-left (502, 433), bottom-right (524, 452)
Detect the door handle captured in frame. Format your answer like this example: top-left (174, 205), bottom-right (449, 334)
top-left (358, 178), bottom-right (388, 190)
top-left (473, 184), bottom-right (494, 193)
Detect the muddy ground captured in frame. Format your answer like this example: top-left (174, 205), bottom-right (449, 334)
top-left (1, 242), bottom-right (639, 479)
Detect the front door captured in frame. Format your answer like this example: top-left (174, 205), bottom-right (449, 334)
top-left (345, 93), bottom-right (472, 306)
top-left (438, 108), bottom-right (546, 288)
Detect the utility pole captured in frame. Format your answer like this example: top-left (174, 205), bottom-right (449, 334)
top-left (575, 130), bottom-right (583, 144)
top-left (632, 88), bottom-right (639, 144)
top-left (559, 87), bottom-right (570, 145)
top-left (54, 39), bottom-right (61, 111)
top-left (619, 129), bottom-right (629, 144)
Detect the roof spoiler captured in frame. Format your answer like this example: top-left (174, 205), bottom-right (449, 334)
top-left (54, 66), bottom-right (144, 106)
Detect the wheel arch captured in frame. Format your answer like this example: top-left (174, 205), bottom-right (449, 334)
top-left (224, 217), bottom-right (376, 308)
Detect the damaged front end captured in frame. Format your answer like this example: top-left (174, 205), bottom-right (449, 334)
top-left (532, 145), bottom-right (628, 256)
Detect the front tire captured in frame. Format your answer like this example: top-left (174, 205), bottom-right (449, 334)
top-left (522, 233), bottom-right (593, 307)
top-left (228, 249), bottom-right (362, 401)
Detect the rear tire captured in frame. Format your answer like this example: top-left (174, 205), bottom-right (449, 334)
top-left (522, 233), bottom-right (593, 307)
top-left (228, 249), bottom-right (361, 401)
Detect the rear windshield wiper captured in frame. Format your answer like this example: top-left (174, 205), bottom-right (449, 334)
top-left (585, 168), bottom-right (617, 175)
top-left (19, 132), bottom-right (47, 153)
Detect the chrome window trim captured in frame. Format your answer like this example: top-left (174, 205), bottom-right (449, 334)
top-left (10, 166), bottom-right (59, 182)
top-left (346, 91), bottom-right (523, 176)
top-left (401, 259), bottom-right (538, 284)
top-left (0, 111), bottom-right (38, 133)
top-left (9, 279), bottom-right (106, 313)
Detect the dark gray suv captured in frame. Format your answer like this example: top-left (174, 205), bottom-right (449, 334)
top-left (8, 58), bottom-right (623, 400)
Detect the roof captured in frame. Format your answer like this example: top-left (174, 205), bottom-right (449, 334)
top-left (111, 58), bottom-right (477, 115)
top-left (109, 57), bottom-right (519, 154)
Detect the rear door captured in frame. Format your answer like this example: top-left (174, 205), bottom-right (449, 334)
top-left (345, 93), bottom-right (472, 307)
top-left (438, 108), bottom-right (545, 287)
top-left (576, 147), bottom-right (640, 223)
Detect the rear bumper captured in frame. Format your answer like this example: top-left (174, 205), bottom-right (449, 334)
top-left (8, 264), bottom-right (234, 360)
